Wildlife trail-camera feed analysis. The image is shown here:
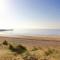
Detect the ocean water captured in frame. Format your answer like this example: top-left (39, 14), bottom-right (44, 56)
top-left (0, 29), bottom-right (60, 36)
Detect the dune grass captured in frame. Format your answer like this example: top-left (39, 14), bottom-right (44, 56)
top-left (0, 40), bottom-right (60, 60)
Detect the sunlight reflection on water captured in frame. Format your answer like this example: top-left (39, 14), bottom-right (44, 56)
top-left (0, 29), bottom-right (60, 36)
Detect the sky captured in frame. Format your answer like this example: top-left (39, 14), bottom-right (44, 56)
top-left (0, 0), bottom-right (60, 29)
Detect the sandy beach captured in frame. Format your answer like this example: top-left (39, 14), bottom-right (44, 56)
top-left (0, 35), bottom-right (60, 60)
top-left (0, 35), bottom-right (60, 47)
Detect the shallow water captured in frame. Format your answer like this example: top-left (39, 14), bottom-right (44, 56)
top-left (0, 29), bottom-right (60, 36)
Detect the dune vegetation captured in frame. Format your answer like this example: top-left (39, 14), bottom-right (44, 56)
top-left (0, 40), bottom-right (60, 60)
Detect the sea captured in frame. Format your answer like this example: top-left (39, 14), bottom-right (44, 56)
top-left (0, 29), bottom-right (60, 36)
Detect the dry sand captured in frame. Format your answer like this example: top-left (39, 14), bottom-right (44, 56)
top-left (0, 35), bottom-right (60, 60)
top-left (0, 35), bottom-right (60, 47)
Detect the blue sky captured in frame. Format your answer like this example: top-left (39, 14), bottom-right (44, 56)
top-left (0, 0), bottom-right (60, 29)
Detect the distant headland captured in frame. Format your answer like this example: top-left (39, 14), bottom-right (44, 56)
top-left (0, 29), bottom-right (13, 32)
